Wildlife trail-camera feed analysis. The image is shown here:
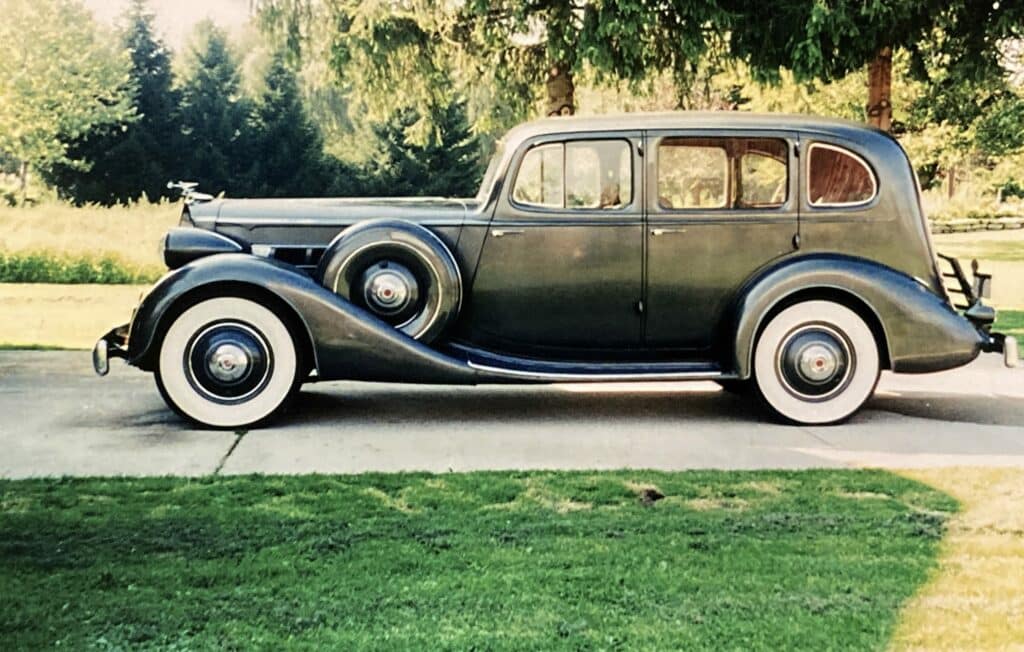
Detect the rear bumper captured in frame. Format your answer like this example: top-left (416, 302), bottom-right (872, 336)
top-left (92, 324), bottom-right (129, 376)
top-left (982, 331), bottom-right (1020, 368)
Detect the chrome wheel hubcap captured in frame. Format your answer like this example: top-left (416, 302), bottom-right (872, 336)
top-left (207, 343), bottom-right (250, 382)
top-left (186, 322), bottom-right (272, 403)
top-left (777, 325), bottom-right (853, 399)
top-left (359, 261), bottom-right (420, 323)
top-left (797, 343), bottom-right (839, 381)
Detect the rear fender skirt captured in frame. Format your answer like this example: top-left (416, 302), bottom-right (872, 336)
top-left (127, 254), bottom-right (478, 384)
top-left (731, 254), bottom-right (984, 377)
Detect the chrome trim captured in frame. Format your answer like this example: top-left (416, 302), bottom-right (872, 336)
top-left (492, 229), bottom-right (524, 237)
top-left (215, 218), bottom-right (476, 228)
top-left (467, 361), bottom-right (722, 382)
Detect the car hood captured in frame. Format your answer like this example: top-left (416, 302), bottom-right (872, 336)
top-left (190, 197), bottom-right (477, 228)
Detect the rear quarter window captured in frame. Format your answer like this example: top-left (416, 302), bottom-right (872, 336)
top-left (807, 143), bottom-right (877, 207)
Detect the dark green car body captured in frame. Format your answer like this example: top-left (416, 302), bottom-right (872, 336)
top-left (98, 112), bottom-right (1011, 391)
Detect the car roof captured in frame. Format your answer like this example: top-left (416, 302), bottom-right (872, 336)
top-left (503, 111), bottom-right (890, 144)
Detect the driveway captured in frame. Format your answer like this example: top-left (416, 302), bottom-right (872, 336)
top-left (0, 351), bottom-right (1021, 478)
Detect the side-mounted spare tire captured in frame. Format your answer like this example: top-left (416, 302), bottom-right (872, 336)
top-left (317, 219), bottom-right (462, 344)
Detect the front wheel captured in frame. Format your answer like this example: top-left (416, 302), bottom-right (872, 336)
top-left (155, 297), bottom-right (300, 428)
top-left (753, 300), bottom-right (880, 425)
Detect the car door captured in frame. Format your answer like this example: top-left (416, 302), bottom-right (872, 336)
top-left (644, 131), bottom-right (800, 352)
top-left (465, 133), bottom-right (644, 356)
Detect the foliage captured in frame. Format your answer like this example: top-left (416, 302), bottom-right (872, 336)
top-left (242, 51), bottom-right (346, 198)
top-left (41, 0), bottom-right (185, 205)
top-left (0, 470), bottom-right (954, 649)
top-left (0, 0), bottom-right (134, 201)
top-left (177, 21), bottom-right (254, 197)
top-left (356, 102), bottom-right (482, 198)
top-left (0, 251), bottom-right (159, 284)
top-left (253, 1), bottom-right (1023, 138)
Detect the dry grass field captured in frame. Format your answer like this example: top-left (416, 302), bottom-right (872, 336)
top-left (0, 284), bottom-right (148, 349)
top-left (0, 201), bottom-right (179, 272)
top-left (891, 468), bottom-right (1024, 651)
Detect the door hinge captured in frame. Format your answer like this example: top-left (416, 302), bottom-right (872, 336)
top-left (793, 142), bottom-right (800, 158)
top-left (792, 232), bottom-right (801, 249)
top-left (637, 143), bottom-right (644, 157)
top-left (636, 300), bottom-right (645, 314)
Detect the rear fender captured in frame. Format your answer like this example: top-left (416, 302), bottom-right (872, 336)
top-left (128, 254), bottom-right (477, 384)
top-left (731, 254), bottom-right (983, 378)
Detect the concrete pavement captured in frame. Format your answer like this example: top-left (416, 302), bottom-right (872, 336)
top-left (0, 351), bottom-right (1021, 478)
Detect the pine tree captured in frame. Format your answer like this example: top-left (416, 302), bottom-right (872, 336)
top-left (178, 21), bottom-right (252, 197)
top-left (43, 0), bottom-right (181, 204)
top-left (244, 52), bottom-right (335, 197)
top-left (359, 102), bottom-right (481, 197)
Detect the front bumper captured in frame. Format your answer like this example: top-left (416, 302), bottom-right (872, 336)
top-left (92, 324), bottom-right (130, 376)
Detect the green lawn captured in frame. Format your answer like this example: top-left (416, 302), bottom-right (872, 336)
top-left (0, 471), bottom-right (955, 650)
top-left (995, 309), bottom-right (1024, 337)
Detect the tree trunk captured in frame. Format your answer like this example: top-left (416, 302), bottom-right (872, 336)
top-left (17, 160), bottom-right (28, 205)
top-left (947, 164), bottom-right (957, 199)
top-left (866, 46), bottom-right (893, 132)
top-left (546, 63), bottom-right (575, 117)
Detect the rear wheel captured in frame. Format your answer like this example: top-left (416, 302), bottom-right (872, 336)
top-left (753, 300), bottom-right (880, 425)
top-left (155, 297), bottom-right (299, 428)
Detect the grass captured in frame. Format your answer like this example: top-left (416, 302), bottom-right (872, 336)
top-left (0, 342), bottom-right (73, 350)
top-left (933, 229), bottom-right (1024, 263)
top-left (0, 470), bottom-right (955, 650)
top-left (0, 251), bottom-right (161, 284)
top-left (0, 200), bottom-right (177, 271)
top-left (0, 283), bottom-right (148, 350)
top-left (891, 468), bottom-right (1024, 651)
top-left (994, 309), bottom-right (1024, 338)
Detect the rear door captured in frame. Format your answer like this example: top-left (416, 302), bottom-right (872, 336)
top-left (643, 131), bottom-right (800, 352)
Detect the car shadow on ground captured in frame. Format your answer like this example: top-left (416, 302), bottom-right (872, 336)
top-left (284, 384), bottom-right (782, 427)
top-left (867, 391), bottom-right (1024, 427)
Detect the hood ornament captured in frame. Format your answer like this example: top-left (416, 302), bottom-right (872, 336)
top-left (167, 180), bottom-right (214, 204)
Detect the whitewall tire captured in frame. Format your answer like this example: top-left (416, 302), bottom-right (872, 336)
top-left (156, 297), bottom-right (299, 428)
top-left (753, 300), bottom-right (880, 425)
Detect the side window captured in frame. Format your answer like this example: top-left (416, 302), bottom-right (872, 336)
top-left (807, 144), bottom-right (877, 206)
top-left (512, 143), bottom-right (563, 208)
top-left (658, 139), bottom-right (728, 209)
top-left (737, 139), bottom-right (788, 207)
top-left (657, 137), bottom-right (789, 210)
top-left (512, 140), bottom-right (632, 210)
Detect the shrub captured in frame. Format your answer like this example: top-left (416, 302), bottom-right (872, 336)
top-left (0, 251), bottom-right (161, 284)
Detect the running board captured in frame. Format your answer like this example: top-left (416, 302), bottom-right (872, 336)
top-left (450, 344), bottom-right (723, 383)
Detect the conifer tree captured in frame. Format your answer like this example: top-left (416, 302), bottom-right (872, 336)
top-left (178, 21), bottom-right (252, 196)
top-left (44, 0), bottom-right (182, 204)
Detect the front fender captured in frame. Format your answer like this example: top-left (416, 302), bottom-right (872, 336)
top-left (731, 254), bottom-right (983, 378)
top-left (127, 254), bottom-right (478, 384)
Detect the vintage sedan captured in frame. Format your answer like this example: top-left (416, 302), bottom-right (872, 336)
top-left (94, 112), bottom-right (1017, 428)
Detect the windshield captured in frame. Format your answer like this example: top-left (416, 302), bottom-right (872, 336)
top-left (475, 139), bottom-right (506, 203)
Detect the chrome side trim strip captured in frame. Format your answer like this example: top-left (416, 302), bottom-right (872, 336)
top-left (467, 361), bottom-right (722, 382)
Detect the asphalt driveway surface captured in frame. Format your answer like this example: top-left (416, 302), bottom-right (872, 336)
top-left (0, 351), bottom-right (1021, 478)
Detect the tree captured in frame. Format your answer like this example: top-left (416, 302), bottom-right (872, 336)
top-left (357, 102), bottom-right (481, 198)
top-left (178, 21), bottom-right (252, 196)
top-left (243, 51), bottom-right (336, 197)
top-left (43, 0), bottom-right (183, 205)
top-left (254, 1), bottom-right (1023, 136)
top-left (0, 0), bottom-right (134, 203)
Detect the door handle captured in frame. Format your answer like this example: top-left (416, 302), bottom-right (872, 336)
top-left (651, 228), bottom-right (686, 236)
top-left (492, 229), bottom-right (525, 238)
